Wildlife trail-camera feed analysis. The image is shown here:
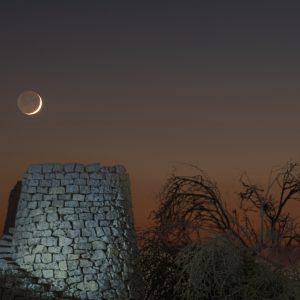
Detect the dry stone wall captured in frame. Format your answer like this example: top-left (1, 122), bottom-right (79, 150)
top-left (12, 163), bottom-right (143, 300)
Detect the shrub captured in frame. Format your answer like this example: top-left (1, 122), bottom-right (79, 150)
top-left (174, 233), bottom-right (296, 300)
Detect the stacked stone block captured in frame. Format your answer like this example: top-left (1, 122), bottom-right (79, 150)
top-left (12, 163), bottom-right (143, 299)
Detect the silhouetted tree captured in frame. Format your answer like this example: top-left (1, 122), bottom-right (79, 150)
top-left (152, 161), bottom-right (300, 256)
top-left (138, 161), bottom-right (300, 299)
top-left (239, 161), bottom-right (300, 252)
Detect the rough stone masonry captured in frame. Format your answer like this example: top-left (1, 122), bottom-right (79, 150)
top-left (11, 163), bottom-right (143, 299)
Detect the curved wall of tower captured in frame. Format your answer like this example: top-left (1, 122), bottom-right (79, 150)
top-left (12, 163), bottom-right (143, 300)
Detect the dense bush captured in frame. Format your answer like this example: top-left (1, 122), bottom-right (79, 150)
top-left (139, 162), bottom-right (300, 299)
top-left (139, 229), bottom-right (179, 300)
top-left (140, 232), bottom-right (299, 299)
top-left (174, 233), bottom-right (295, 300)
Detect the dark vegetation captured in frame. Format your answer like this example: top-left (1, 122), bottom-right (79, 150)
top-left (0, 269), bottom-right (79, 300)
top-left (138, 161), bottom-right (300, 299)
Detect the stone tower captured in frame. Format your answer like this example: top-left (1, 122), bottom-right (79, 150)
top-left (10, 163), bottom-right (143, 299)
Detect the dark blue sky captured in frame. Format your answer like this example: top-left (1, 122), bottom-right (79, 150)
top-left (1, 1), bottom-right (300, 232)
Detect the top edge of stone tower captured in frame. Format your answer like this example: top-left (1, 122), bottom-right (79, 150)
top-left (26, 163), bottom-right (127, 174)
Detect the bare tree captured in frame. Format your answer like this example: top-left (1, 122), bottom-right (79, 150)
top-left (239, 161), bottom-right (300, 260)
top-left (138, 161), bottom-right (300, 299)
top-left (152, 161), bottom-right (300, 256)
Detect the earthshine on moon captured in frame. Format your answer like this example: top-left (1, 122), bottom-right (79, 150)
top-left (17, 91), bottom-right (43, 115)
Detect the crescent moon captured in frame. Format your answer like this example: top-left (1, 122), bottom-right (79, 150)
top-left (25, 95), bottom-right (43, 115)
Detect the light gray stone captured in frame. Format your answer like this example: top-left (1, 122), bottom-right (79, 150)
top-left (53, 229), bottom-right (66, 237)
top-left (59, 260), bottom-right (68, 271)
top-left (45, 207), bottom-right (58, 213)
top-left (72, 220), bottom-right (84, 229)
top-left (58, 194), bottom-right (72, 200)
top-left (28, 201), bottom-right (37, 209)
top-left (38, 200), bottom-right (51, 208)
top-left (51, 179), bottom-right (60, 187)
top-left (32, 194), bottom-right (44, 201)
top-left (33, 214), bottom-right (47, 223)
top-left (32, 270), bottom-right (42, 278)
top-left (43, 269), bottom-right (54, 279)
top-left (82, 228), bottom-right (96, 237)
top-left (61, 179), bottom-right (74, 186)
top-left (55, 173), bottom-right (64, 180)
top-left (41, 237), bottom-right (57, 247)
top-left (36, 222), bottom-right (50, 230)
top-left (27, 237), bottom-right (41, 246)
top-left (85, 163), bottom-right (101, 173)
top-left (42, 253), bottom-right (52, 263)
top-left (24, 254), bottom-right (35, 264)
top-left (52, 199), bottom-right (64, 207)
top-left (58, 221), bottom-right (72, 229)
top-left (113, 227), bottom-right (122, 237)
top-left (62, 246), bottom-right (73, 254)
top-left (58, 207), bottom-right (74, 215)
top-left (92, 240), bottom-right (106, 250)
top-left (87, 179), bottom-right (100, 186)
top-left (103, 227), bottom-right (112, 236)
top-left (82, 267), bottom-right (97, 274)
top-left (48, 246), bottom-right (61, 254)
top-left (80, 185), bottom-right (90, 194)
top-left (77, 280), bottom-right (98, 291)
top-left (45, 173), bottom-right (56, 179)
top-left (74, 179), bottom-right (86, 186)
top-left (53, 254), bottom-right (65, 262)
top-left (68, 254), bottom-right (80, 260)
top-left (32, 245), bottom-right (47, 254)
top-left (79, 213), bottom-right (93, 220)
top-left (106, 211), bottom-right (118, 220)
top-left (35, 253), bottom-right (42, 263)
top-left (27, 186), bottom-right (37, 193)
top-left (33, 230), bottom-right (52, 237)
top-left (37, 186), bottom-right (49, 194)
top-left (92, 250), bottom-right (106, 260)
top-left (75, 237), bottom-right (88, 244)
top-left (27, 179), bottom-right (39, 186)
top-left (89, 172), bottom-right (104, 179)
top-left (75, 243), bottom-right (92, 250)
top-left (73, 194), bottom-right (85, 201)
top-left (29, 208), bottom-right (44, 217)
top-left (66, 185), bottom-right (79, 193)
top-left (67, 260), bottom-right (79, 271)
top-left (55, 270), bottom-right (67, 279)
top-left (65, 172), bottom-right (79, 179)
top-left (59, 236), bottom-right (73, 247)
top-left (64, 163), bottom-right (76, 172)
top-left (40, 180), bottom-right (52, 187)
top-left (79, 259), bottom-right (93, 268)
top-left (43, 164), bottom-right (54, 173)
top-left (53, 164), bottom-right (63, 172)
top-left (85, 220), bottom-right (98, 228)
top-left (64, 214), bottom-right (78, 222)
top-left (44, 194), bottom-right (58, 201)
top-left (75, 163), bottom-right (85, 172)
top-left (47, 213), bottom-right (59, 222)
top-left (49, 187), bottom-right (65, 194)
top-left (66, 275), bottom-right (83, 284)
top-left (95, 227), bottom-right (105, 237)
top-left (67, 229), bottom-right (81, 238)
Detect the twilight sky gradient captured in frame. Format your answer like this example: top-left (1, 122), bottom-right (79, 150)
top-left (1, 1), bottom-right (300, 234)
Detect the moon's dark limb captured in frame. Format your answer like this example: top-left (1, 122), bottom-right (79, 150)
top-left (17, 91), bottom-right (43, 115)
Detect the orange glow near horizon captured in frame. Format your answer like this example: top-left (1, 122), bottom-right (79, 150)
top-left (1, 2), bottom-right (300, 238)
